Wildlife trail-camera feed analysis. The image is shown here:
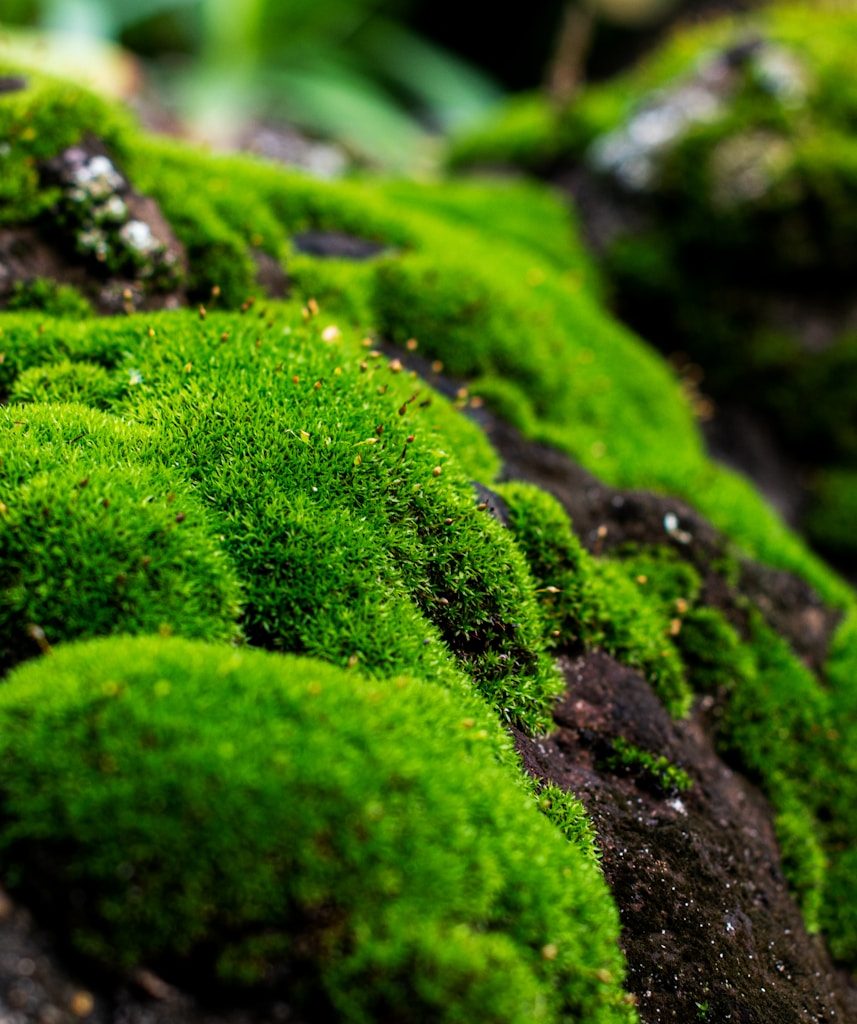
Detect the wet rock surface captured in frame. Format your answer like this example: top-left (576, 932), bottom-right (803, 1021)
top-left (514, 651), bottom-right (856, 1024)
top-left (0, 76), bottom-right (27, 96)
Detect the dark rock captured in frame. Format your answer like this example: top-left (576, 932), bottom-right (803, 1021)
top-left (252, 249), bottom-right (289, 298)
top-left (0, 76), bottom-right (27, 95)
top-left (292, 231), bottom-right (387, 261)
top-left (515, 652), bottom-right (857, 1024)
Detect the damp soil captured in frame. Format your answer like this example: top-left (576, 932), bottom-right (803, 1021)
top-left (514, 650), bottom-right (856, 1024)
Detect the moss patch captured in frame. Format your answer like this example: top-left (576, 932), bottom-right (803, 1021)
top-left (2, 54), bottom-right (856, 988)
top-left (0, 635), bottom-right (634, 1023)
top-left (451, 3), bottom-right (857, 568)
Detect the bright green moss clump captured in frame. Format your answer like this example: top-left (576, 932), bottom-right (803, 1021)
top-left (0, 404), bottom-right (242, 671)
top-left (0, 635), bottom-right (634, 1024)
top-left (0, 307), bottom-right (561, 732)
top-left (601, 738), bottom-right (692, 796)
top-left (499, 482), bottom-right (691, 716)
top-left (11, 358), bottom-right (127, 408)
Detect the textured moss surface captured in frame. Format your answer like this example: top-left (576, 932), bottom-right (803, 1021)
top-left (1, 53), bottom-right (856, 1008)
top-left (0, 637), bottom-right (633, 1023)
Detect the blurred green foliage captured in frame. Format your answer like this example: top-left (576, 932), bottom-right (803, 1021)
top-left (1, 0), bottom-right (501, 168)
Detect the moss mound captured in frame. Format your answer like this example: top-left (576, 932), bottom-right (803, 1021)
top-left (0, 306), bottom-right (563, 731)
top-left (0, 635), bottom-right (633, 1024)
top-left (0, 403), bottom-right (242, 671)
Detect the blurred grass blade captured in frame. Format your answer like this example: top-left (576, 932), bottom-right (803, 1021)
top-left (267, 64), bottom-right (428, 169)
top-left (360, 19), bottom-right (502, 129)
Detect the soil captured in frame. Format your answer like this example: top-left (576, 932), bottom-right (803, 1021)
top-left (514, 650), bottom-right (857, 1023)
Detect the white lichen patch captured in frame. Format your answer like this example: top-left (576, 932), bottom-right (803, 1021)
top-left (588, 37), bottom-right (807, 193)
top-left (69, 151), bottom-right (126, 199)
top-left (119, 219), bottom-right (160, 255)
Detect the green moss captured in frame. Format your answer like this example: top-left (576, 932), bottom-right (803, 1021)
top-left (675, 606), bottom-right (753, 695)
top-left (773, 785), bottom-right (826, 934)
top-left (499, 483), bottom-right (691, 716)
top-left (0, 404), bottom-right (242, 671)
top-left (612, 547), bottom-right (702, 614)
top-left (497, 481), bottom-right (590, 648)
top-left (822, 849), bottom-right (857, 963)
top-left (0, 308), bottom-right (557, 731)
top-left (11, 359), bottom-right (127, 408)
top-left (451, 5), bottom-right (857, 575)
top-left (710, 613), bottom-right (850, 950)
top-left (601, 737), bottom-right (692, 796)
top-left (0, 64), bottom-right (131, 222)
top-left (0, 635), bottom-right (634, 1024)
top-left (3, 57), bottom-right (857, 976)
top-left (534, 781), bottom-right (602, 865)
top-left (5, 279), bottom-right (92, 318)
top-left (448, 92), bottom-right (564, 172)
top-left (4, 61), bottom-right (850, 615)
top-left (805, 469), bottom-right (857, 564)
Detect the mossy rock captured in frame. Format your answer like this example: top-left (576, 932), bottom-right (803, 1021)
top-left (451, 2), bottom-right (857, 564)
top-left (0, 635), bottom-right (633, 1024)
top-left (1, 57), bottom-right (850, 606)
top-left (1, 52), bottom-right (856, 1011)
